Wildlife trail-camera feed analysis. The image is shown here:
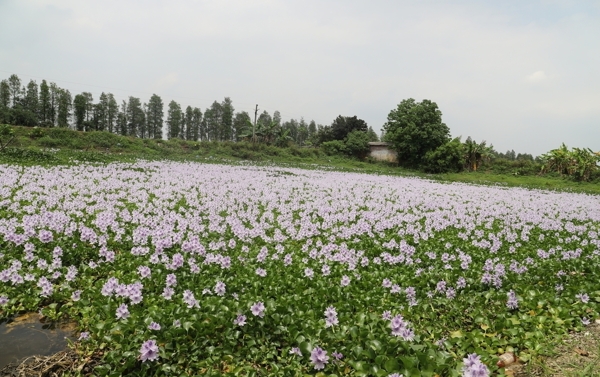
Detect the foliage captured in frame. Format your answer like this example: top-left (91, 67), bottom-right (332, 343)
top-left (0, 124), bottom-right (15, 151)
top-left (321, 140), bottom-right (347, 156)
top-left (541, 144), bottom-right (599, 182)
top-left (331, 115), bottom-right (368, 141)
top-left (383, 99), bottom-right (450, 168)
top-left (422, 137), bottom-right (464, 173)
top-left (463, 137), bottom-right (494, 172)
top-left (344, 130), bottom-right (371, 159)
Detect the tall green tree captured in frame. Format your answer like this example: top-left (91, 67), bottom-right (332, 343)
top-left (184, 106), bottom-right (194, 140)
top-left (56, 89), bottom-right (72, 128)
top-left (126, 96), bottom-right (145, 137)
top-left (221, 97), bottom-right (234, 141)
top-left (39, 80), bottom-right (51, 126)
top-left (383, 98), bottom-right (450, 168)
top-left (191, 107), bottom-right (202, 141)
top-left (117, 100), bottom-right (128, 136)
top-left (73, 94), bottom-right (87, 131)
top-left (330, 115), bottom-right (368, 141)
top-left (23, 80), bottom-right (39, 118)
top-left (146, 94), bottom-right (164, 139)
top-left (233, 111), bottom-right (251, 141)
top-left (49, 83), bottom-right (59, 126)
top-left (167, 100), bottom-right (183, 139)
top-left (7, 74), bottom-right (22, 107)
top-left (106, 94), bottom-right (118, 133)
top-left (95, 92), bottom-right (109, 131)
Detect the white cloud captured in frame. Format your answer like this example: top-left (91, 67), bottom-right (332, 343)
top-left (527, 70), bottom-right (548, 82)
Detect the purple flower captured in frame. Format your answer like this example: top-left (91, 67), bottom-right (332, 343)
top-left (0, 295), bottom-right (8, 305)
top-left (289, 347), bottom-right (302, 356)
top-left (462, 353), bottom-right (489, 377)
top-left (506, 290), bottom-right (518, 310)
top-left (255, 268), bottom-right (267, 277)
top-left (310, 347), bottom-right (329, 370)
top-left (332, 351), bottom-right (343, 360)
top-left (304, 268), bottom-right (314, 279)
top-left (183, 290), bottom-right (199, 308)
top-left (340, 275), bottom-right (350, 287)
top-left (71, 290), bottom-right (81, 301)
top-left (390, 315), bottom-right (415, 341)
top-left (250, 301), bottom-right (265, 317)
top-left (324, 306), bottom-right (339, 327)
top-left (78, 331), bottom-right (90, 341)
top-left (173, 319), bottom-right (181, 327)
top-left (576, 293), bottom-right (590, 304)
top-left (137, 265), bottom-right (151, 279)
top-left (162, 287), bottom-right (174, 300)
top-left (148, 322), bottom-right (161, 330)
top-left (166, 273), bottom-right (177, 287)
top-left (139, 340), bottom-right (159, 362)
top-left (214, 281), bottom-right (226, 296)
top-left (382, 310), bottom-right (392, 320)
top-left (582, 317), bottom-right (591, 326)
top-left (233, 314), bottom-right (247, 326)
top-left (116, 303), bottom-right (130, 320)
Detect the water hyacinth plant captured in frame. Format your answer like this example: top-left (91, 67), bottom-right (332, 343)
top-left (0, 160), bottom-right (599, 375)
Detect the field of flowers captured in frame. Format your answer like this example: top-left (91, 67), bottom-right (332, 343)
top-left (1, 160), bottom-right (599, 376)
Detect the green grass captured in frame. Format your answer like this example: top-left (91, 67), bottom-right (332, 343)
top-left (1, 124), bottom-right (598, 195)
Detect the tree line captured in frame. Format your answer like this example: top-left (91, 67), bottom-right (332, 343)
top-left (0, 74), bottom-right (355, 146)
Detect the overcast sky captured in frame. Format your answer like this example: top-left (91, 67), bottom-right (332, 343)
top-left (1, 0), bottom-right (598, 156)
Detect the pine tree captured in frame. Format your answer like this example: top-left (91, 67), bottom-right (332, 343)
top-left (107, 94), bottom-right (118, 133)
top-left (39, 80), bottom-right (51, 126)
top-left (167, 100), bottom-right (182, 139)
top-left (56, 89), bottom-right (72, 128)
top-left (146, 94), bottom-right (164, 139)
top-left (184, 106), bottom-right (194, 140)
top-left (191, 107), bottom-right (202, 141)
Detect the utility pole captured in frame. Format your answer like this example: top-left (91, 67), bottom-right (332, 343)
top-left (253, 104), bottom-right (258, 143)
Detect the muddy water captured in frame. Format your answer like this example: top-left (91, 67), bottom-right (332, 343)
top-left (0, 312), bottom-right (77, 368)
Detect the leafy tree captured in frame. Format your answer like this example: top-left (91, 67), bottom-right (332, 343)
top-left (106, 94), bottom-right (118, 134)
top-left (423, 137), bottom-right (464, 173)
top-left (0, 80), bottom-right (10, 108)
top-left (383, 98), bottom-right (450, 168)
top-left (344, 130), bottom-right (371, 158)
top-left (48, 83), bottom-right (60, 126)
top-left (273, 111), bottom-right (282, 127)
top-left (117, 100), bottom-right (128, 136)
top-left (233, 111), bottom-right (251, 141)
top-left (38, 80), bottom-right (51, 126)
top-left (191, 107), bottom-right (202, 141)
top-left (221, 97), bottom-right (234, 141)
top-left (366, 126), bottom-right (379, 142)
top-left (56, 89), bottom-right (72, 128)
top-left (167, 100), bottom-right (183, 139)
top-left (7, 74), bottom-right (22, 107)
top-left (463, 137), bottom-right (493, 171)
top-left (146, 94), bottom-right (164, 139)
top-left (127, 97), bottom-right (145, 137)
top-left (23, 80), bottom-right (39, 118)
top-left (331, 115), bottom-right (368, 141)
top-left (73, 94), bottom-right (87, 131)
top-left (308, 120), bottom-right (317, 140)
top-left (184, 106), bottom-right (194, 140)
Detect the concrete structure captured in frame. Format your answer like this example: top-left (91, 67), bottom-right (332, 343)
top-left (368, 142), bottom-right (397, 163)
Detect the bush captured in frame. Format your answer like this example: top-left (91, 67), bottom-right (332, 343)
top-left (321, 140), bottom-right (347, 156)
top-left (422, 137), bottom-right (464, 173)
top-left (344, 130), bottom-right (370, 158)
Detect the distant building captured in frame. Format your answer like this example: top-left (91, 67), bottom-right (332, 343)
top-left (368, 142), bottom-right (397, 163)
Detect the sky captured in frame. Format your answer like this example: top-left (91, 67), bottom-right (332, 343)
top-left (1, 0), bottom-right (599, 156)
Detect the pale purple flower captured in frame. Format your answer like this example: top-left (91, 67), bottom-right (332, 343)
top-left (162, 287), bottom-right (174, 300)
top-left (382, 310), bottom-right (392, 320)
top-left (582, 317), bottom-right (591, 326)
top-left (148, 322), bottom-right (161, 330)
top-left (340, 275), bottom-right (350, 287)
top-left (214, 281), bottom-right (226, 296)
top-left (140, 340), bottom-right (159, 362)
top-left (310, 347), bottom-right (329, 370)
top-left (78, 331), bottom-right (90, 341)
top-left (255, 268), bottom-right (267, 277)
top-left (390, 314), bottom-right (415, 341)
top-left (116, 303), bottom-right (130, 320)
top-left (462, 353), bottom-right (490, 377)
top-left (0, 295), bottom-right (8, 305)
top-left (250, 301), bottom-right (265, 317)
top-left (71, 290), bottom-right (81, 301)
top-left (183, 290), bottom-right (199, 308)
top-left (507, 290), bottom-right (518, 310)
top-left (289, 347), bottom-right (302, 356)
top-left (332, 351), bottom-right (343, 360)
top-left (304, 268), bottom-right (314, 279)
top-left (382, 278), bottom-right (392, 288)
top-left (233, 314), bottom-right (247, 326)
top-left (166, 273), bottom-right (177, 287)
top-left (576, 293), bottom-right (590, 304)
top-left (324, 306), bottom-right (338, 327)
top-left (137, 265), bottom-right (151, 279)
